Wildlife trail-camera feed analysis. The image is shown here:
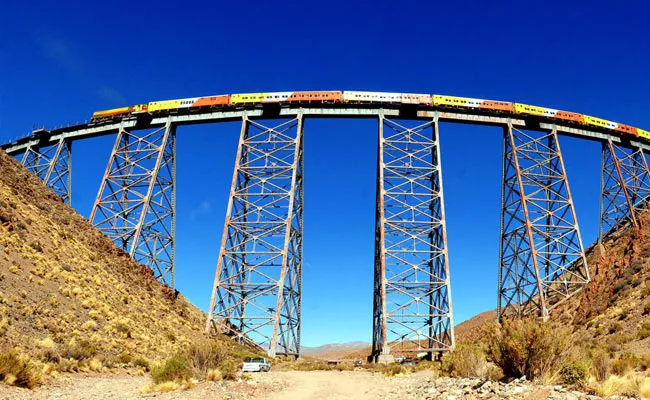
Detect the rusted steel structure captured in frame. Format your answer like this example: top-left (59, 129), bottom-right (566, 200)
top-left (5, 92), bottom-right (650, 359)
top-left (19, 133), bottom-right (72, 203)
top-left (89, 121), bottom-right (176, 288)
top-left (372, 115), bottom-right (454, 360)
top-left (599, 140), bottom-right (650, 242)
top-left (497, 125), bottom-right (590, 319)
top-left (205, 115), bottom-right (304, 358)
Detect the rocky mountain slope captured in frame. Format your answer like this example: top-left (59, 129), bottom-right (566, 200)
top-left (0, 149), bottom-right (241, 374)
top-left (456, 213), bottom-right (650, 356)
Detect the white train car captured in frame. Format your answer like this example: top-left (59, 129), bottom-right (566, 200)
top-left (343, 91), bottom-right (402, 103)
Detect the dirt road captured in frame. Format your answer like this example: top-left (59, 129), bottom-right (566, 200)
top-left (263, 370), bottom-right (408, 400)
top-left (0, 370), bottom-right (430, 400)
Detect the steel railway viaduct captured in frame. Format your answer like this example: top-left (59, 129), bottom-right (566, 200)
top-left (3, 95), bottom-right (650, 361)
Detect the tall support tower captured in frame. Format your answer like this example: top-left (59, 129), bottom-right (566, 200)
top-left (20, 137), bottom-right (72, 203)
top-left (372, 114), bottom-right (454, 361)
top-left (90, 121), bottom-right (176, 287)
top-left (206, 115), bottom-right (304, 358)
top-left (599, 140), bottom-right (650, 242)
top-left (498, 125), bottom-right (589, 319)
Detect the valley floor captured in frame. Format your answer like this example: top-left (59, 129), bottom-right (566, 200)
top-left (1, 370), bottom-right (641, 400)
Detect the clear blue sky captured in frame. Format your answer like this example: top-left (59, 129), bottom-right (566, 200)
top-left (1, 1), bottom-right (649, 347)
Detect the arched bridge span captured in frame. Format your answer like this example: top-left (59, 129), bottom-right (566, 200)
top-left (3, 92), bottom-right (650, 360)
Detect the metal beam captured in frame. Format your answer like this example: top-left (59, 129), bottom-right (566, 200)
top-left (372, 112), bottom-right (454, 360)
top-left (498, 125), bottom-right (589, 319)
top-left (599, 140), bottom-right (650, 242)
top-left (90, 121), bottom-right (176, 287)
top-left (19, 138), bottom-right (72, 203)
top-left (206, 114), bottom-right (303, 358)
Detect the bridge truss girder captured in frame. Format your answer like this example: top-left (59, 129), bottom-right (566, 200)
top-left (206, 115), bottom-right (303, 358)
top-left (599, 140), bottom-right (650, 241)
top-left (90, 121), bottom-right (176, 288)
top-left (20, 138), bottom-right (72, 203)
top-left (372, 114), bottom-right (454, 360)
top-left (498, 125), bottom-right (589, 320)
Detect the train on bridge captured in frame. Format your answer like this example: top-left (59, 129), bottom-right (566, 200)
top-left (91, 91), bottom-right (650, 140)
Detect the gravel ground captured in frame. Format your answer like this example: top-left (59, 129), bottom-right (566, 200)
top-left (0, 370), bottom-right (642, 400)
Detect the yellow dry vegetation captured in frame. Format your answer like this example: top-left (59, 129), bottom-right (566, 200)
top-left (0, 150), bottom-right (256, 388)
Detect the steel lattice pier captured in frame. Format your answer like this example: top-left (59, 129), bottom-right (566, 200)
top-left (20, 138), bottom-right (72, 203)
top-left (498, 125), bottom-right (590, 319)
top-left (372, 115), bottom-right (454, 360)
top-left (206, 115), bottom-right (303, 358)
top-left (599, 140), bottom-right (650, 242)
top-left (89, 122), bottom-right (176, 287)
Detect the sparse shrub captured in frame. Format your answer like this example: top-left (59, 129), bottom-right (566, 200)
top-left (0, 351), bottom-right (42, 388)
top-left (592, 349), bottom-right (610, 382)
top-left (612, 281), bottom-right (628, 295)
top-left (485, 319), bottom-right (572, 383)
top-left (133, 357), bottom-right (150, 371)
top-left (382, 363), bottom-right (406, 377)
top-left (207, 368), bottom-right (222, 381)
top-left (608, 322), bottom-right (621, 334)
top-left (638, 321), bottom-right (650, 340)
top-left (118, 352), bottom-right (132, 364)
top-left (560, 361), bottom-right (588, 386)
top-left (185, 339), bottom-right (232, 379)
top-left (28, 241), bottom-right (43, 252)
top-left (60, 339), bottom-right (97, 361)
top-left (485, 363), bottom-right (504, 381)
top-left (114, 321), bottom-right (132, 338)
top-left (611, 352), bottom-right (639, 375)
top-left (82, 320), bottom-right (98, 331)
top-left (150, 353), bottom-right (192, 384)
top-left (643, 302), bottom-right (650, 316)
top-left (441, 344), bottom-right (487, 378)
top-left (219, 359), bottom-right (237, 380)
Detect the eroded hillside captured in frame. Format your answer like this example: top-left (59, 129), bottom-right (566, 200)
top-left (0, 149), bottom-right (240, 374)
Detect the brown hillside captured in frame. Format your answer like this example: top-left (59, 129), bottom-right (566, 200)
top-left (0, 149), bottom-right (233, 372)
top-left (454, 213), bottom-right (650, 356)
top-left (553, 213), bottom-right (650, 355)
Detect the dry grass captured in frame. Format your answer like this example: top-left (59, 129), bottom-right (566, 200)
top-left (587, 374), bottom-right (650, 397)
top-left (0, 150), bottom-right (258, 387)
top-left (0, 351), bottom-right (42, 388)
top-left (441, 344), bottom-right (487, 378)
top-left (140, 380), bottom-right (193, 393)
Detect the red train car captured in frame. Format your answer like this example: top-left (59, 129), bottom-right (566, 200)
top-left (193, 95), bottom-right (231, 108)
top-left (554, 111), bottom-right (583, 124)
top-left (479, 100), bottom-right (515, 112)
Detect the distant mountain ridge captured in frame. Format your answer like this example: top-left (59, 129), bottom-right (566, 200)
top-left (301, 341), bottom-right (370, 355)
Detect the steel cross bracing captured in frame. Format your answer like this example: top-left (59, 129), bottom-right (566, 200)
top-left (372, 115), bottom-right (454, 360)
top-left (599, 140), bottom-right (650, 242)
top-left (89, 121), bottom-right (176, 288)
top-left (498, 125), bottom-right (590, 319)
top-left (206, 115), bottom-right (303, 358)
top-left (19, 138), bottom-right (72, 203)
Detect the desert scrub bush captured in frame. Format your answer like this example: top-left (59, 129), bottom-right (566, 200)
top-left (588, 373), bottom-right (650, 398)
top-left (150, 353), bottom-right (192, 384)
top-left (0, 351), bottom-right (42, 388)
top-left (441, 344), bottom-right (487, 378)
top-left (637, 321), bottom-right (650, 340)
top-left (60, 339), bottom-right (97, 361)
top-left (643, 302), bottom-right (650, 316)
top-left (382, 363), bottom-right (407, 377)
top-left (485, 319), bottom-right (573, 383)
top-left (591, 349), bottom-right (610, 382)
top-left (560, 360), bottom-right (588, 386)
top-left (186, 339), bottom-right (226, 379)
top-left (611, 352), bottom-right (639, 375)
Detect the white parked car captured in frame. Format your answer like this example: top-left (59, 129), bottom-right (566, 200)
top-left (242, 357), bottom-right (272, 372)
